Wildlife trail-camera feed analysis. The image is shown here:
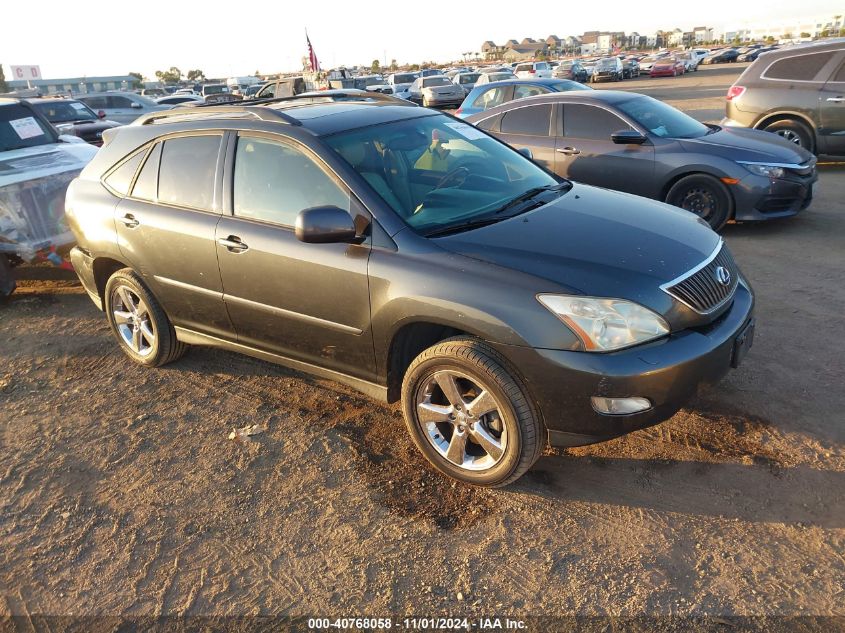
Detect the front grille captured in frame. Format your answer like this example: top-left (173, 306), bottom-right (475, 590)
top-left (662, 243), bottom-right (739, 314)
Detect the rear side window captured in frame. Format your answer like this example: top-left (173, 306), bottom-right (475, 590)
top-left (104, 150), bottom-right (145, 196)
top-left (131, 143), bottom-right (162, 201)
top-left (108, 96), bottom-right (135, 108)
top-left (80, 96), bottom-right (107, 110)
top-left (233, 136), bottom-right (349, 227)
top-left (564, 104), bottom-right (632, 140)
top-left (500, 104), bottom-right (553, 136)
top-left (157, 135), bottom-right (221, 210)
top-left (831, 61), bottom-right (845, 82)
top-left (764, 52), bottom-right (835, 81)
top-left (475, 114), bottom-right (501, 132)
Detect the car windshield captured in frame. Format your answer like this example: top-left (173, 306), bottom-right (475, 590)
top-left (616, 95), bottom-right (710, 139)
top-left (423, 77), bottom-right (451, 87)
top-left (34, 101), bottom-right (98, 123)
top-left (203, 85), bottom-right (228, 95)
top-left (325, 114), bottom-right (563, 236)
top-left (0, 103), bottom-right (56, 151)
top-left (394, 74), bottom-right (417, 84)
top-left (597, 59), bottom-right (616, 68)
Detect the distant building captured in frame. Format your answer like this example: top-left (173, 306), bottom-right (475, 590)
top-left (694, 26), bottom-right (714, 43)
top-left (7, 75), bottom-right (137, 95)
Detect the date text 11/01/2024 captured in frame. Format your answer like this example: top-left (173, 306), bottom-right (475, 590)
top-left (307, 617), bottom-right (527, 629)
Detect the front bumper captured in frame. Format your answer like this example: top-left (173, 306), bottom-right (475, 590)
top-left (732, 171), bottom-right (818, 221)
top-left (492, 281), bottom-right (755, 447)
top-left (425, 95), bottom-right (465, 106)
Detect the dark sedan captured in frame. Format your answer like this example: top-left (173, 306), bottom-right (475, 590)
top-left (29, 98), bottom-right (122, 146)
top-left (553, 61), bottom-right (588, 83)
top-left (702, 48), bottom-right (740, 64)
top-left (466, 91), bottom-right (818, 230)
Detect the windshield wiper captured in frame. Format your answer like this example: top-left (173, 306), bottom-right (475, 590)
top-left (424, 217), bottom-right (507, 238)
top-left (491, 182), bottom-right (572, 216)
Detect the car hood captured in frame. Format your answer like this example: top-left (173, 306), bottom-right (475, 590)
top-left (0, 142), bottom-right (98, 186)
top-left (434, 183), bottom-right (721, 328)
top-left (678, 126), bottom-right (813, 164)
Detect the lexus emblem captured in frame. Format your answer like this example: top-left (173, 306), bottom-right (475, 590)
top-left (715, 266), bottom-right (731, 286)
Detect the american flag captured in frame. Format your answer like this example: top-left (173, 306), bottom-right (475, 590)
top-left (307, 32), bottom-right (321, 72)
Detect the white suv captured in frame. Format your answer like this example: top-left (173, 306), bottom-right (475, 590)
top-left (514, 62), bottom-right (552, 79)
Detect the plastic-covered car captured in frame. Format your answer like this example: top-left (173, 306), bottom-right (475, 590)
top-left (0, 99), bottom-right (98, 297)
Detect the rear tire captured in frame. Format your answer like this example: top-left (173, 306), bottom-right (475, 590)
top-left (104, 268), bottom-right (187, 367)
top-left (401, 337), bottom-right (544, 487)
top-left (0, 255), bottom-right (15, 299)
top-left (665, 174), bottom-right (732, 231)
top-left (762, 119), bottom-right (815, 154)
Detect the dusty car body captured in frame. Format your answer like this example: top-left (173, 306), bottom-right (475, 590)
top-left (0, 99), bottom-right (98, 296)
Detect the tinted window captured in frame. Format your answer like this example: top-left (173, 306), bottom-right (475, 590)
top-left (473, 87), bottom-right (507, 109)
top-left (832, 61), bottom-right (845, 82)
top-left (765, 52), bottom-right (835, 80)
top-left (79, 96), bottom-right (107, 109)
top-left (500, 104), bottom-right (553, 136)
top-left (536, 63), bottom-right (549, 70)
top-left (564, 104), bottom-right (632, 140)
top-left (105, 151), bottom-right (145, 196)
top-left (157, 136), bottom-right (221, 210)
top-left (107, 96), bottom-right (135, 108)
top-left (131, 143), bottom-right (162, 201)
top-left (475, 114), bottom-right (500, 131)
top-left (513, 85), bottom-right (550, 99)
top-left (515, 64), bottom-right (531, 73)
top-left (35, 101), bottom-right (97, 122)
top-left (233, 136), bottom-right (349, 227)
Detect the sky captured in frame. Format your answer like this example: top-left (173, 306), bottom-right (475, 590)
top-left (3, 0), bottom-right (843, 81)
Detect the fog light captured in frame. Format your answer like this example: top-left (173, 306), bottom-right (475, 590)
top-left (591, 396), bottom-right (652, 415)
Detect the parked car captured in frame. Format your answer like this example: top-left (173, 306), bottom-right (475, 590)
top-left (0, 99), bottom-right (98, 296)
top-left (514, 62), bottom-right (553, 79)
top-left (676, 52), bottom-right (700, 72)
top-left (65, 94), bottom-right (755, 487)
top-left (452, 72), bottom-right (482, 95)
top-left (466, 90), bottom-right (817, 230)
top-left (638, 56), bottom-right (660, 74)
top-left (722, 40), bottom-right (845, 155)
top-left (736, 46), bottom-right (778, 62)
top-left (155, 95), bottom-right (204, 106)
top-left (419, 69), bottom-right (445, 77)
top-left (201, 84), bottom-right (239, 103)
top-left (408, 76), bottom-right (465, 108)
top-left (622, 57), bottom-right (640, 78)
top-left (591, 57), bottom-right (624, 82)
top-left (29, 98), bottom-right (121, 146)
top-left (77, 92), bottom-right (169, 125)
top-left (242, 84), bottom-right (264, 99)
top-left (455, 78), bottom-right (590, 119)
top-left (553, 60), bottom-right (588, 83)
top-left (650, 57), bottom-right (686, 77)
top-left (254, 77), bottom-right (309, 99)
top-left (581, 59), bottom-right (599, 77)
top-left (473, 71), bottom-right (517, 87)
top-left (702, 48), bottom-right (739, 64)
top-left (386, 72), bottom-right (420, 100)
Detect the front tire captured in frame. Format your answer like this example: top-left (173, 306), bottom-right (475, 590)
top-left (104, 269), bottom-right (187, 367)
top-left (665, 174), bottom-right (732, 231)
top-left (401, 337), bottom-right (543, 487)
top-left (763, 119), bottom-right (815, 154)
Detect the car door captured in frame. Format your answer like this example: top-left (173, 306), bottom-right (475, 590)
top-left (113, 133), bottom-right (234, 338)
top-left (819, 53), bottom-right (845, 155)
top-left (215, 132), bottom-right (375, 379)
top-left (106, 95), bottom-right (142, 124)
top-left (554, 102), bottom-right (655, 197)
top-left (494, 102), bottom-right (556, 171)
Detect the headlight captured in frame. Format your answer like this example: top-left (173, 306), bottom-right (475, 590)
top-left (537, 295), bottom-right (670, 352)
top-left (739, 163), bottom-right (785, 178)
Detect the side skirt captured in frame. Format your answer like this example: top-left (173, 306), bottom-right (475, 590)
top-left (174, 327), bottom-right (388, 402)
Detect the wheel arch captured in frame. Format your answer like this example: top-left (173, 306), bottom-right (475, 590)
top-left (753, 112), bottom-right (817, 147)
top-left (659, 169), bottom-right (737, 220)
top-left (93, 256), bottom-right (132, 306)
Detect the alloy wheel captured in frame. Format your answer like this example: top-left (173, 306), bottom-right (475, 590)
top-left (111, 285), bottom-right (155, 357)
top-left (415, 370), bottom-right (507, 471)
top-left (776, 130), bottom-right (803, 146)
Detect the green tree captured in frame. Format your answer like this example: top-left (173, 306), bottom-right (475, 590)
top-left (186, 69), bottom-right (205, 81)
top-left (0, 65), bottom-right (8, 93)
top-left (390, 59), bottom-right (398, 71)
top-left (409, 63), bottom-right (420, 71)
top-left (766, 35), bottom-right (776, 43)
top-left (127, 72), bottom-right (143, 89)
top-left (782, 32), bottom-right (794, 40)
top-left (155, 66), bottom-right (182, 84)
top-left (371, 59), bottom-right (380, 73)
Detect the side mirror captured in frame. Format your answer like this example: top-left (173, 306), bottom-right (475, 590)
top-left (611, 130), bottom-right (647, 145)
top-left (517, 147), bottom-right (533, 160)
top-left (97, 110), bottom-right (106, 119)
top-left (295, 206), bottom-right (358, 244)
top-left (130, 102), bottom-right (143, 109)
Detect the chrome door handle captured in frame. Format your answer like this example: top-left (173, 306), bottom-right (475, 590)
top-left (556, 147), bottom-right (581, 155)
top-left (218, 236), bottom-right (249, 252)
top-left (826, 97), bottom-right (845, 102)
top-left (119, 214), bottom-right (139, 228)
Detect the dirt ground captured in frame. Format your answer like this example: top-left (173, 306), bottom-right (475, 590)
top-left (1, 139), bottom-right (844, 626)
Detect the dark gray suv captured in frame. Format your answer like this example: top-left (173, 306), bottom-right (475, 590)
top-left (723, 39), bottom-right (845, 155)
top-left (65, 93), bottom-right (755, 486)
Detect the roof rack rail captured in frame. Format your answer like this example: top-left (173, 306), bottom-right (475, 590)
top-left (237, 89), bottom-right (416, 108)
top-left (135, 105), bottom-right (302, 126)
